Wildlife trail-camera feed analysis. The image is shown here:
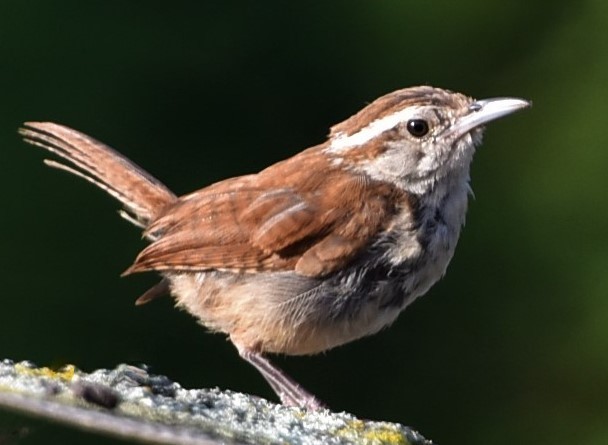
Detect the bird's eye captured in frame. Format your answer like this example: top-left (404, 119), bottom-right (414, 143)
top-left (406, 119), bottom-right (429, 137)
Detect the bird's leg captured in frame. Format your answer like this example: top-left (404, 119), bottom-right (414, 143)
top-left (236, 346), bottom-right (325, 410)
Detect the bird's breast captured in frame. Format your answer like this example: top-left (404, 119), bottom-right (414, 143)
top-left (166, 179), bottom-right (470, 356)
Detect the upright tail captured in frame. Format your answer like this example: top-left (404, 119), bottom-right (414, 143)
top-left (20, 122), bottom-right (177, 227)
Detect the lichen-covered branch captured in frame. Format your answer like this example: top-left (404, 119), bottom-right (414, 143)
top-left (0, 359), bottom-right (433, 445)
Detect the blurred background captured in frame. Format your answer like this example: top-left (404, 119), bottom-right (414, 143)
top-left (1, 1), bottom-right (607, 444)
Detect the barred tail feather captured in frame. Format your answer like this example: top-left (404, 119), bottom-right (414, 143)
top-left (20, 122), bottom-right (177, 226)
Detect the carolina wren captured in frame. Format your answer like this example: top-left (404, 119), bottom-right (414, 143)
top-left (20, 86), bottom-right (530, 409)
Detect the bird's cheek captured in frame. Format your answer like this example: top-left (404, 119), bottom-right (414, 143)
top-left (416, 150), bottom-right (441, 175)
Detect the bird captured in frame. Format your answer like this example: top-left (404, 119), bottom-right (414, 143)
top-left (20, 86), bottom-right (530, 409)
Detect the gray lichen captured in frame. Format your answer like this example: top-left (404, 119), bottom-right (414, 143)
top-left (0, 359), bottom-right (433, 445)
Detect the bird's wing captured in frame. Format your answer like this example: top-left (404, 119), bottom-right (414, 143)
top-left (125, 153), bottom-right (404, 277)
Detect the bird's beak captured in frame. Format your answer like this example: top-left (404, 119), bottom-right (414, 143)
top-left (447, 97), bottom-right (531, 139)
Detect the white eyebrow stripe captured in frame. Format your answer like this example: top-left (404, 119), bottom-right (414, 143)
top-left (327, 106), bottom-right (422, 153)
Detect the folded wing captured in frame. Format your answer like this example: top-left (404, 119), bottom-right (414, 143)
top-left (126, 154), bottom-right (402, 278)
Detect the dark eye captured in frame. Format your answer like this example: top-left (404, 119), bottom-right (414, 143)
top-left (406, 119), bottom-right (429, 137)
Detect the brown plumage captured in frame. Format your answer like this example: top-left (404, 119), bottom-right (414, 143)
top-left (127, 158), bottom-right (403, 276)
top-left (19, 123), bottom-right (402, 278)
top-left (20, 122), bottom-right (175, 224)
top-left (20, 86), bottom-right (530, 409)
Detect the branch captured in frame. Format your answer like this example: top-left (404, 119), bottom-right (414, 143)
top-left (0, 359), bottom-right (433, 445)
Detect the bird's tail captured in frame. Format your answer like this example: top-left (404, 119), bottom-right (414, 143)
top-left (20, 122), bottom-right (177, 227)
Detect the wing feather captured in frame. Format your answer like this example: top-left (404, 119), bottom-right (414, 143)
top-left (126, 150), bottom-right (404, 277)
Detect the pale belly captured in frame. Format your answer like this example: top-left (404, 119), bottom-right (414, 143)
top-left (166, 229), bottom-right (456, 356)
top-left (167, 187), bottom-right (465, 356)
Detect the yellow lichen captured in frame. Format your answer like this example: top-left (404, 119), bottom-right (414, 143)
top-left (14, 363), bottom-right (76, 381)
top-left (334, 419), bottom-right (410, 445)
top-left (362, 426), bottom-right (409, 445)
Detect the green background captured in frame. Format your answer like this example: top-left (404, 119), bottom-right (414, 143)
top-left (1, 1), bottom-right (607, 444)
